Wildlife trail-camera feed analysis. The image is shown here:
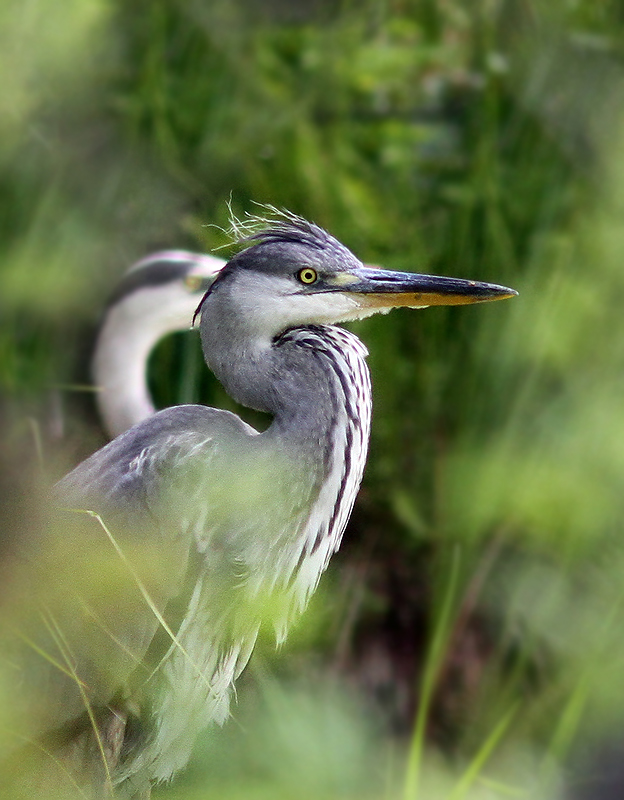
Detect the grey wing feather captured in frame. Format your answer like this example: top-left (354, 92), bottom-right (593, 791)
top-left (13, 405), bottom-right (257, 736)
top-left (56, 405), bottom-right (256, 517)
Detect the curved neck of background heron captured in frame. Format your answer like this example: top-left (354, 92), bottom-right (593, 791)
top-left (93, 305), bottom-right (163, 438)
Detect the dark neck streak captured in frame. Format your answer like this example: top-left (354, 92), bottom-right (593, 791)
top-left (267, 327), bottom-right (345, 481)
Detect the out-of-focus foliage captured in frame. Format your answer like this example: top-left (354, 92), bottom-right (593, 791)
top-left (4, 0), bottom-right (624, 797)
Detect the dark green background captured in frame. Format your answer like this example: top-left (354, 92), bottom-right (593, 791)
top-left (2, 1), bottom-right (624, 797)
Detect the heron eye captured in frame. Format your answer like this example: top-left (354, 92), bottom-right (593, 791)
top-left (297, 268), bottom-right (318, 285)
top-left (184, 274), bottom-right (203, 292)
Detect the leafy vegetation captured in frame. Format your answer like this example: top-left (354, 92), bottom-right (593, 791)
top-left (3, 0), bottom-right (624, 797)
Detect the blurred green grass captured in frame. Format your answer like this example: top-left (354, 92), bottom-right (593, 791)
top-left (3, 0), bottom-right (624, 797)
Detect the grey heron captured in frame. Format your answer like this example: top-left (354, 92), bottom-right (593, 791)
top-left (93, 251), bottom-right (225, 438)
top-left (9, 213), bottom-right (516, 798)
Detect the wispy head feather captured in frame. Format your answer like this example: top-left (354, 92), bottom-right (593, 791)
top-left (227, 204), bottom-right (333, 254)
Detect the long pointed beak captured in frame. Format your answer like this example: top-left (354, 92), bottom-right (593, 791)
top-left (335, 266), bottom-right (517, 308)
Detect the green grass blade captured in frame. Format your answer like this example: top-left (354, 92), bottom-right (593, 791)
top-left (403, 546), bottom-right (462, 800)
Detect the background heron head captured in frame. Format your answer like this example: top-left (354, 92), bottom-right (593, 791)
top-left (93, 251), bottom-right (226, 438)
top-left (107, 250), bottom-right (224, 338)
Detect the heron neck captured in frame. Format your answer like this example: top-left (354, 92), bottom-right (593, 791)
top-left (201, 317), bottom-right (371, 471)
top-left (200, 314), bottom-right (372, 633)
top-left (92, 306), bottom-right (161, 438)
top-left (266, 328), bottom-right (358, 449)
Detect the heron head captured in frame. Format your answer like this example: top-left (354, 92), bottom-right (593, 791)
top-left (104, 251), bottom-right (225, 336)
top-left (194, 214), bottom-right (517, 338)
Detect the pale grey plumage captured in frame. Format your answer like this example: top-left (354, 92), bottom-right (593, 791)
top-left (10, 213), bottom-right (516, 798)
top-left (93, 250), bottom-right (225, 438)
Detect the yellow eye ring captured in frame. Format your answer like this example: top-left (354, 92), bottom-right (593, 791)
top-left (297, 268), bottom-right (318, 285)
top-left (184, 274), bottom-right (203, 292)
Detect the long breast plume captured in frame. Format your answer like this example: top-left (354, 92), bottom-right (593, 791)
top-left (271, 324), bottom-right (371, 641)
